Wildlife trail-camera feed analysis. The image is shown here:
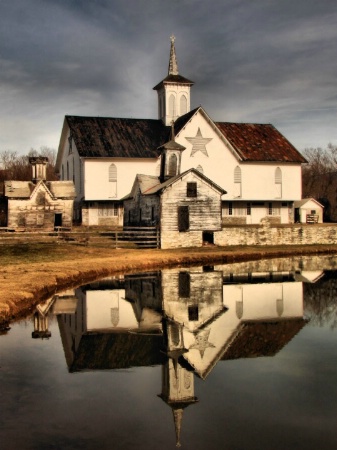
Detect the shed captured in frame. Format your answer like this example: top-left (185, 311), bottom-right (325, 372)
top-left (294, 198), bottom-right (324, 224)
top-left (3, 157), bottom-right (76, 230)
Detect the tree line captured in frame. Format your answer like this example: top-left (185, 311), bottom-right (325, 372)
top-left (0, 147), bottom-right (58, 183)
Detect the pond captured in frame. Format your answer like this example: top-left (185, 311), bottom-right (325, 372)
top-left (1, 256), bottom-right (337, 450)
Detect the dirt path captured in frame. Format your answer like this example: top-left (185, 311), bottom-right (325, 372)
top-left (1, 243), bottom-right (337, 328)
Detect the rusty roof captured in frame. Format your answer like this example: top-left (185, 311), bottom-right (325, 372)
top-left (221, 318), bottom-right (308, 360)
top-left (215, 122), bottom-right (307, 163)
top-left (66, 116), bottom-right (170, 159)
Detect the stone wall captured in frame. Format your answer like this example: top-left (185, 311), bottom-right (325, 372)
top-left (214, 222), bottom-right (337, 247)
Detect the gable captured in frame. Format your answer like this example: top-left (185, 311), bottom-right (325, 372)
top-left (174, 107), bottom-right (306, 164)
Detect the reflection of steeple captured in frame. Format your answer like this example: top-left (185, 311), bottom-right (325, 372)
top-left (159, 359), bottom-right (198, 448)
top-left (159, 318), bottom-right (198, 447)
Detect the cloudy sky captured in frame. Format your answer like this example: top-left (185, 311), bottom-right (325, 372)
top-left (0, 0), bottom-right (336, 155)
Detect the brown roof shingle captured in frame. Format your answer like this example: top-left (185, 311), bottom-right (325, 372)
top-left (215, 122), bottom-right (307, 163)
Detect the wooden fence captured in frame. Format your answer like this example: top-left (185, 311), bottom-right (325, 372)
top-left (0, 226), bottom-right (160, 249)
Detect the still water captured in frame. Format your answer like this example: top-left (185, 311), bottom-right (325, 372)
top-left (1, 256), bottom-right (337, 450)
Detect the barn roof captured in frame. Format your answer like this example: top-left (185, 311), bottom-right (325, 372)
top-left (215, 122), bottom-right (307, 163)
top-left (66, 116), bottom-right (170, 159)
top-left (61, 107), bottom-right (306, 164)
top-left (66, 332), bottom-right (166, 372)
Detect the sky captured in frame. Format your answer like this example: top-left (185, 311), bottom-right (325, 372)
top-left (0, 0), bottom-right (336, 155)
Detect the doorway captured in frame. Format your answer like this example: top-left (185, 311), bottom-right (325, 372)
top-left (54, 213), bottom-right (63, 229)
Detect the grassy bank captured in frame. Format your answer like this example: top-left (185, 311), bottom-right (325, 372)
top-left (1, 242), bottom-right (337, 328)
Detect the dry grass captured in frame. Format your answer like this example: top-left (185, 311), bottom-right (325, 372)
top-left (1, 241), bottom-right (337, 328)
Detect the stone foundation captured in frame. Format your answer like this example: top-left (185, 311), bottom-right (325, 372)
top-left (215, 223), bottom-right (337, 247)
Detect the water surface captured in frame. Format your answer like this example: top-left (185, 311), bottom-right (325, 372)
top-left (1, 257), bottom-right (337, 449)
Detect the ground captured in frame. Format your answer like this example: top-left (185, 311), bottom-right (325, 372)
top-left (1, 242), bottom-right (337, 329)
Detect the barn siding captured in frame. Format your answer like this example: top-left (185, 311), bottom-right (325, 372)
top-left (159, 172), bottom-right (222, 248)
top-left (7, 198), bottom-right (73, 230)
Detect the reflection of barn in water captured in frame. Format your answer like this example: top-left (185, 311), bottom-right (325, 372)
top-left (51, 266), bottom-right (312, 447)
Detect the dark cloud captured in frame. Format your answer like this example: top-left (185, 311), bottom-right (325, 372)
top-left (0, 0), bottom-right (336, 152)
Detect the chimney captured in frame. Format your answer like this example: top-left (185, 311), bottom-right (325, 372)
top-left (29, 156), bottom-right (48, 183)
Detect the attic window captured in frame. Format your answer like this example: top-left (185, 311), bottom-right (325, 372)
top-left (187, 182), bottom-right (197, 197)
top-left (68, 134), bottom-right (73, 154)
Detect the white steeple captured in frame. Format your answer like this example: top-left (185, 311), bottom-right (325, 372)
top-left (153, 36), bottom-right (194, 126)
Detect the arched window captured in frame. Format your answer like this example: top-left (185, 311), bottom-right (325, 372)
top-left (180, 95), bottom-right (187, 115)
top-left (234, 166), bottom-right (242, 197)
top-left (275, 167), bottom-right (282, 198)
top-left (196, 165), bottom-right (204, 174)
top-left (72, 157), bottom-right (75, 183)
top-left (168, 154), bottom-right (177, 177)
top-left (169, 94), bottom-right (175, 118)
top-left (109, 163), bottom-right (117, 198)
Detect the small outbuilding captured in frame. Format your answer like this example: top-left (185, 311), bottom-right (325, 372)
top-left (3, 157), bottom-right (76, 230)
top-left (123, 131), bottom-right (226, 249)
top-left (294, 198), bottom-right (324, 224)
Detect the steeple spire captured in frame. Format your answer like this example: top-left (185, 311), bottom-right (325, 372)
top-left (153, 36), bottom-right (194, 125)
top-left (168, 35), bottom-right (179, 75)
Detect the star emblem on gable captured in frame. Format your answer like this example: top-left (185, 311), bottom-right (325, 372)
top-left (186, 128), bottom-right (212, 157)
top-left (189, 329), bottom-right (215, 358)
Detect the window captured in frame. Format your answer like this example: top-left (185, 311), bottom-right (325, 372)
top-left (247, 202), bottom-right (251, 215)
top-left (180, 95), bottom-right (187, 115)
top-left (68, 135), bottom-right (73, 154)
top-left (72, 157), bottom-right (75, 183)
top-left (79, 161), bottom-right (83, 192)
top-left (168, 154), bottom-right (177, 176)
top-left (179, 272), bottom-right (190, 297)
top-left (196, 165), bottom-right (204, 174)
top-left (178, 205), bottom-right (189, 231)
top-left (275, 167), bottom-right (282, 198)
top-left (228, 202), bottom-right (233, 215)
top-left (188, 305), bottom-right (199, 321)
top-left (268, 202), bottom-right (280, 216)
top-left (234, 166), bottom-right (242, 197)
top-left (187, 182), bottom-right (197, 197)
top-left (98, 203), bottom-right (119, 217)
top-left (109, 164), bottom-right (117, 198)
top-left (169, 94), bottom-right (175, 118)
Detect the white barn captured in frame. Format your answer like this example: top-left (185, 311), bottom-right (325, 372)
top-left (56, 36), bottom-right (306, 226)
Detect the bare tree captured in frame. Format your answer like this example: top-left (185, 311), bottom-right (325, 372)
top-left (302, 144), bottom-right (337, 222)
top-left (0, 147), bottom-right (57, 182)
